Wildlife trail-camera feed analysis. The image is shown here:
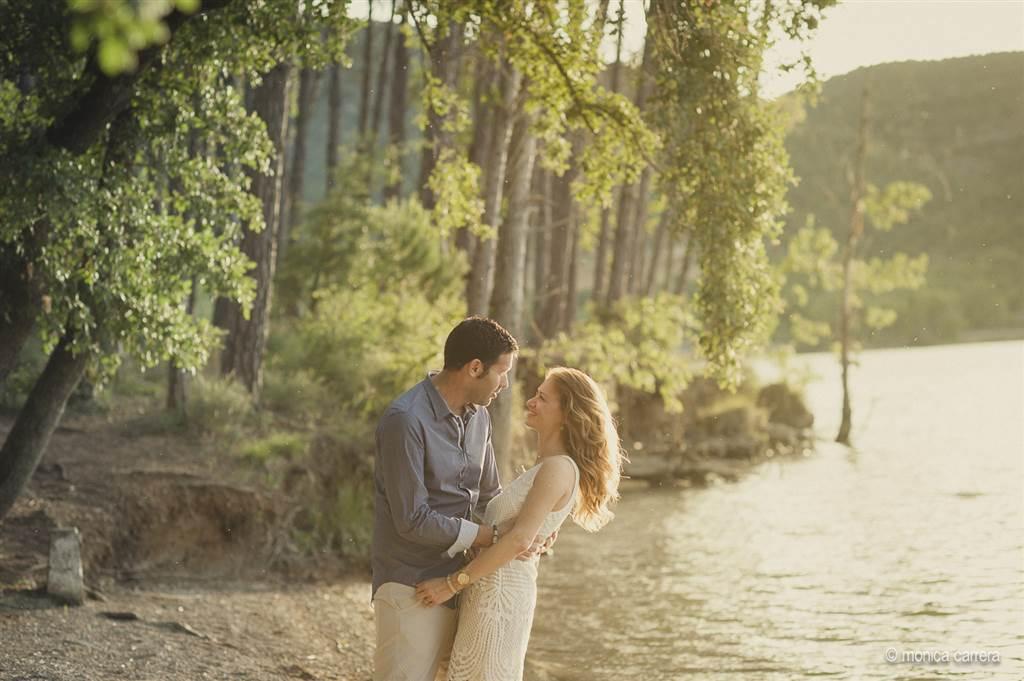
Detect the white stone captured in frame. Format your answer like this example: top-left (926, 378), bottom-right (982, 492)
top-left (48, 527), bottom-right (84, 605)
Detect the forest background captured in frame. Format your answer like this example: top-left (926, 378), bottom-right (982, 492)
top-left (1, 0), bottom-right (1021, 566)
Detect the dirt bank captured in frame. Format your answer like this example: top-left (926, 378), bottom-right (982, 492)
top-left (1, 577), bottom-right (374, 680)
top-left (0, 410), bottom-right (375, 680)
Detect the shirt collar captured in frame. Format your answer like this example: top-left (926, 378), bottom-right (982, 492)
top-left (424, 371), bottom-right (478, 421)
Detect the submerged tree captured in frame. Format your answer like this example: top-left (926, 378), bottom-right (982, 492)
top-left (779, 85), bottom-right (931, 445)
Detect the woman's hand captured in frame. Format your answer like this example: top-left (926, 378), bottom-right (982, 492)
top-left (516, 529), bottom-right (558, 560)
top-left (415, 577), bottom-right (456, 607)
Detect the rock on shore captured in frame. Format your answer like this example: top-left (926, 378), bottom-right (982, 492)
top-left (619, 379), bottom-right (815, 485)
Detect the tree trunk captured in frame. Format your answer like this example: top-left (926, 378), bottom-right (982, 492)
top-left (220, 63), bottom-right (292, 399)
top-left (212, 295), bottom-right (232, 341)
top-left (382, 13), bottom-right (409, 202)
top-left (606, 183), bottom-right (636, 304)
top-left (564, 217), bottom-right (579, 331)
top-left (467, 52), bottom-right (495, 173)
top-left (675, 230), bottom-right (696, 295)
top-left (278, 73), bottom-right (297, 268)
top-left (607, 4), bottom-right (655, 303)
top-left (528, 167), bottom-right (551, 343)
top-left (282, 66), bottom-right (321, 263)
top-left (489, 105), bottom-right (536, 467)
top-left (325, 63), bottom-right (343, 190)
top-left (661, 234), bottom-right (677, 294)
top-left (0, 96), bottom-right (153, 517)
top-left (643, 210), bottom-right (668, 296)
top-left (167, 127), bottom-right (202, 412)
top-left (166, 280), bottom-right (196, 414)
top-left (368, 0), bottom-right (397, 185)
top-left (418, 23), bottom-right (464, 210)
top-left (357, 3), bottom-right (375, 141)
top-left (629, 169), bottom-right (654, 295)
top-left (640, 0), bottom-right (671, 298)
top-left (455, 53), bottom-right (496, 263)
top-left (626, 203), bottom-right (645, 296)
top-left (466, 58), bottom-right (519, 316)
top-left (593, 201), bottom-right (613, 305)
top-left (592, 0), bottom-right (626, 303)
top-left (539, 142), bottom-right (578, 338)
top-left (213, 74), bottom-right (244, 338)
top-left (490, 110), bottom-right (536, 336)
top-left (0, 329), bottom-right (89, 520)
top-left (837, 85), bottom-right (870, 446)
top-left (0, 242), bottom-right (44, 386)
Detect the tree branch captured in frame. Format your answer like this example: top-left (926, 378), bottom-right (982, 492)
top-left (512, 17), bottom-right (662, 172)
top-left (406, 5), bottom-right (435, 62)
top-left (46, 0), bottom-right (234, 154)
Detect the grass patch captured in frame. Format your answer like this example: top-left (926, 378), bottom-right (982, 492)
top-left (237, 431), bottom-right (309, 465)
top-left (185, 375), bottom-right (255, 444)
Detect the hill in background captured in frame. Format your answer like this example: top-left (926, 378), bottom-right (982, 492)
top-left (780, 52), bottom-right (1024, 347)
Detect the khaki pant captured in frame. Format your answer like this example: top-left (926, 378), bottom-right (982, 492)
top-left (373, 582), bottom-right (457, 681)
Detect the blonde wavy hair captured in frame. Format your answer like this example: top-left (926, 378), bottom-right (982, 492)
top-left (546, 367), bottom-right (624, 532)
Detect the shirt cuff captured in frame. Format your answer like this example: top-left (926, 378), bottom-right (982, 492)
top-left (445, 519), bottom-right (481, 558)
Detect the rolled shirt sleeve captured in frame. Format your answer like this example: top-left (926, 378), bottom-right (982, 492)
top-left (446, 518), bottom-right (482, 558)
top-left (376, 411), bottom-right (463, 550)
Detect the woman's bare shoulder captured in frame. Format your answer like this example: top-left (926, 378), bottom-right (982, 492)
top-left (536, 455), bottom-right (576, 485)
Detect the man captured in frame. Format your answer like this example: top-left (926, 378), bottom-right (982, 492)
top-left (373, 316), bottom-right (535, 681)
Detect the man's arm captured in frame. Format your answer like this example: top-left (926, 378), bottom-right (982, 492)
top-left (377, 411), bottom-right (466, 551)
top-left (449, 517), bottom-right (497, 556)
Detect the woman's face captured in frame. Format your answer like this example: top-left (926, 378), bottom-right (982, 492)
top-left (525, 378), bottom-right (564, 436)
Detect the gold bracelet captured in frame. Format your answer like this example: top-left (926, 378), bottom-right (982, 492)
top-left (445, 574), bottom-right (458, 593)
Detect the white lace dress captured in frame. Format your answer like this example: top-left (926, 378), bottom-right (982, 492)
top-left (446, 455), bottom-right (579, 681)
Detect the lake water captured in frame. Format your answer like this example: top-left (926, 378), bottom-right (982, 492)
top-left (528, 341), bottom-right (1024, 680)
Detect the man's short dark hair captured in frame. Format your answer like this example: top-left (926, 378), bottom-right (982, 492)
top-left (443, 316), bottom-right (518, 371)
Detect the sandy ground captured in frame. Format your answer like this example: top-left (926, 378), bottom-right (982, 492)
top-left (0, 409), bottom-right (376, 681)
top-left (0, 577), bottom-right (374, 681)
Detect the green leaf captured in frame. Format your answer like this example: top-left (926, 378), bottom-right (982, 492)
top-left (97, 37), bottom-right (137, 75)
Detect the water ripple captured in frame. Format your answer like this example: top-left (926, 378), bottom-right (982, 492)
top-left (529, 342), bottom-right (1024, 680)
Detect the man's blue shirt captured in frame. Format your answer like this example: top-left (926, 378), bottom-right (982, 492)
top-left (371, 374), bottom-right (502, 599)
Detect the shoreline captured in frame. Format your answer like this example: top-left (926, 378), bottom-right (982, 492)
top-left (1, 575), bottom-right (376, 680)
top-left (0, 373), bottom-right (816, 679)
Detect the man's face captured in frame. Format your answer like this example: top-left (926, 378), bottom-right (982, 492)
top-left (472, 352), bottom-right (514, 406)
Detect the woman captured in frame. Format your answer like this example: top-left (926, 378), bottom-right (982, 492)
top-left (415, 367), bottom-right (624, 681)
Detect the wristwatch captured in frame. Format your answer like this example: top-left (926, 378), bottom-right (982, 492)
top-left (454, 570), bottom-right (472, 590)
